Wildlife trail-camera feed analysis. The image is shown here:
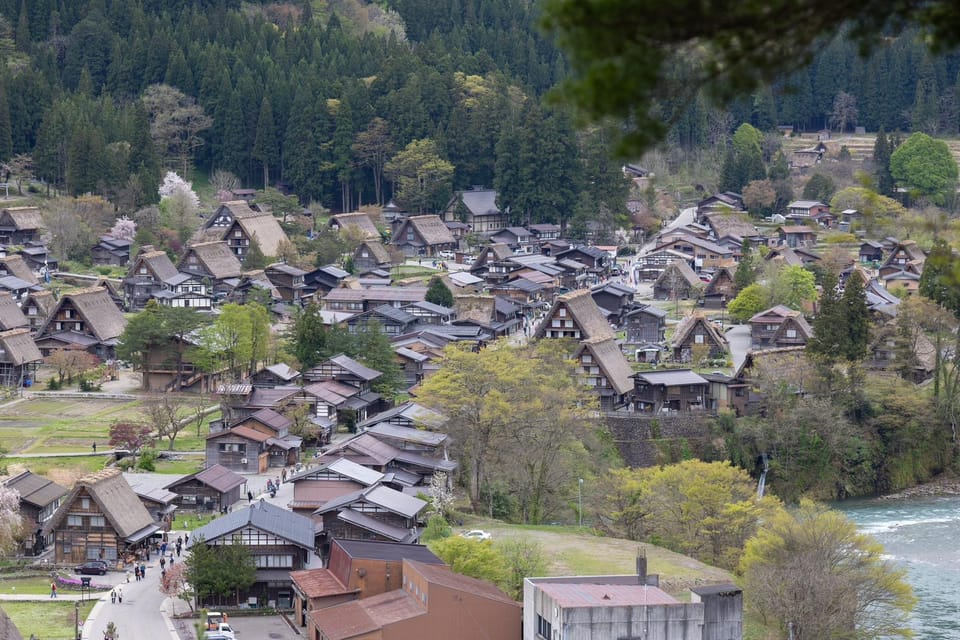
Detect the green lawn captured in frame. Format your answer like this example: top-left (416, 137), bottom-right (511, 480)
top-left (4, 455), bottom-right (108, 476)
top-left (1, 601), bottom-right (96, 640)
top-left (0, 575), bottom-right (56, 595)
top-left (153, 457), bottom-right (204, 475)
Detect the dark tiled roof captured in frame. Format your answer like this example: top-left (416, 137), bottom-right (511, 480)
top-left (190, 498), bottom-right (316, 549)
top-left (334, 538), bottom-right (443, 564)
top-left (2, 470), bottom-right (68, 508)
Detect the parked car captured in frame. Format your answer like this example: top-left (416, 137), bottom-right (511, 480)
top-left (208, 623), bottom-right (235, 640)
top-left (461, 529), bottom-right (492, 541)
top-left (75, 560), bottom-right (108, 575)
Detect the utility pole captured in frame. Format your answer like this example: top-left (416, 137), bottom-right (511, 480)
top-left (578, 478), bottom-right (583, 527)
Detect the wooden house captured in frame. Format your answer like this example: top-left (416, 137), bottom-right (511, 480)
top-left (290, 539), bottom-right (444, 629)
top-left (2, 470), bottom-right (68, 555)
top-left (124, 247), bottom-right (179, 310)
top-left (696, 192), bottom-right (745, 217)
top-left (18, 243), bottom-right (58, 275)
top-left (232, 407), bottom-right (302, 467)
top-left (534, 289), bottom-right (614, 340)
top-left (178, 241), bottom-right (244, 287)
top-left (749, 305), bottom-right (813, 349)
top-left (878, 240), bottom-right (926, 279)
top-left (555, 245), bottom-right (610, 273)
top-left (791, 143), bottom-right (826, 170)
top-left (632, 369), bottom-right (710, 413)
top-left (859, 241), bottom-right (884, 264)
top-left (311, 559), bottom-right (520, 640)
top-left (443, 188), bottom-right (509, 235)
top-left (0, 254), bottom-right (39, 285)
top-left (702, 265), bottom-right (737, 308)
top-left (881, 269), bottom-right (922, 294)
top-left (164, 464), bottom-right (246, 513)
top-left (251, 363), bottom-right (301, 388)
top-left (139, 333), bottom-right (215, 392)
top-left (652, 260), bottom-right (702, 301)
top-left (122, 473), bottom-right (179, 530)
top-left (303, 354), bottom-right (383, 389)
top-left (45, 469), bottom-right (159, 565)
top-left (329, 212), bottom-right (381, 240)
top-left (354, 401), bottom-right (447, 432)
top-left (21, 290), bottom-right (54, 332)
top-left (152, 273), bottom-right (213, 311)
top-left (574, 336), bottom-right (634, 411)
top-left (188, 499), bottom-right (317, 607)
top-left (346, 305), bottom-right (419, 337)
top-left (0, 206), bottom-right (43, 244)
top-left (671, 313), bottom-right (727, 362)
top-left (623, 305), bottom-right (667, 344)
top-left (287, 458), bottom-right (385, 518)
top-left (651, 235), bottom-right (733, 271)
top-left (490, 226), bottom-right (534, 250)
top-left (35, 287), bottom-right (127, 359)
top-left (528, 223), bottom-right (561, 241)
top-left (200, 200), bottom-right (290, 259)
top-left (321, 286), bottom-right (428, 314)
top-left (0, 291), bottom-right (27, 331)
top-left (205, 425), bottom-right (274, 473)
top-left (0, 327), bottom-right (42, 387)
top-left (591, 282), bottom-right (636, 323)
top-left (786, 199), bottom-right (830, 219)
top-left (403, 300), bottom-right (455, 325)
top-left (318, 433), bottom-right (457, 489)
top-left (265, 263), bottom-right (307, 303)
top-left (390, 215), bottom-right (457, 257)
top-left (315, 483), bottom-right (426, 546)
top-left (777, 226), bottom-right (817, 248)
top-left (353, 241), bottom-right (393, 274)
top-left (91, 236), bottom-right (131, 266)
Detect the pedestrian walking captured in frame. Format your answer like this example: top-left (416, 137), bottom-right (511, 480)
top-left (169, 555), bottom-right (175, 566)
top-left (160, 556), bottom-right (166, 569)
top-left (117, 587), bottom-right (122, 604)
top-left (50, 582), bottom-right (57, 598)
top-left (140, 562), bottom-right (145, 578)
top-left (176, 543), bottom-right (181, 557)
top-left (92, 442), bottom-right (97, 452)
top-left (176, 535), bottom-right (183, 547)
top-left (110, 589), bottom-right (116, 604)
top-left (160, 542), bottom-right (167, 555)
top-left (134, 566), bottom-right (140, 581)
top-left (247, 490), bottom-right (253, 503)
top-left (184, 533), bottom-right (189, 545)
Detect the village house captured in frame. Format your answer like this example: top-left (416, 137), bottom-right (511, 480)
top-left (18, 243), bottom-right (57, 275)
top-left (290, 539), bottom-right (444, 631)
top-left (632, 369), bottom-right (711, 413)
top-left (318, 433), bottom-right (457, 491)
top-left (535, 289), bottom-right (614, 341)
top-left (124, 247), bottom-right (179, 311)
top-left (177, 241), bottom-right (244, 299)
top-left (21, 290), bottom-right (54, 333)
top-left (321, 286), bottom-right (428, 314)
top-left (490, 226), bottom-right (534, 251)
top-left (878, 240), bottom-right (926, 279)
top-left (164, 464), bottom-right (246, 513)
top-left (188, 499), bottom-right (317, 608)
top-left (528, 223), bottom-right (561, 241)
top-left (880, 269), bottom-right (922, 294)
top-left (315, 483), bottom-right (427, 551)
top-left (591, 281), bottom-right (636, 324)
top-left (623, 304), bottom-right (667, 345)
top-left (35, 287), bottom-right (128, 359)
top-left (0, 254), bottom-right (39, 285)
top-left (0, 327), bottom-right (43, 387)
top-left (0, 274), bottom-right (40, 303)
top-left (749, 305), bottom-right (814, 349)
top-left (2, 470), bottom-right (68, 555)
top-left (786, 199), bottom-right (830, 220)
top-left (702, 265), bottom-right (737, 308)
top-left (265, 263), bottom-right (307, 303)
top-left (91, 236), bottom-right (132, 266)
top-left (443, 187), bottom-right (509, 235)
top-left (696, 192), bottom-right (745, 217)
top-left (653, 260), bottom-right (704, 302)
top-left (152, 272), bottom-right (213, 311)
top-left (450, 295), bottom-right (522, 339)
top-left (777, 225), bottom-right (817, 249)
top-left (200, 200), bottom-right (291, 259)
top-left (329, 212), bottom-right (381, 240)
top-left (122, 473), bottom-right (179, 531)
top-left (574, 336), bottom-right (635, 411)
top-left (390, 215), bottom-right (457, 257)
top-left (353, 240), bottom-right (393, 274)
top-left (524, 572), bottom-right (741, 640)
top-left (652, 235), bottom-right (733, 272)
top-left (45, 469), bottom-right (160, 566)
top-left (859, 241), bottom-right (884, 264)
top-left (355, 402), bottom-right (447, 432)
top-left (138, 333), bottom-right (219, 392)
top-left (346, 305), bottom-right (419, 337)
top-left (635, 248), bottom-right (695, 281)
top-left (205, 425), bottom-right (274, 473)
top-left (0, 291), bottom-right (27, 331)
top-left (311, 559), bottom-right (521, 640)
top-left (671, 313), bottom-right (727, 362)
top-left (0, 206), bottom-right (43, 244)
top-left (251, 363), bottom-right (301, 388)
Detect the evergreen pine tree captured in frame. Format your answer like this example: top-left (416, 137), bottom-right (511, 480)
top-left (733, 240), bottom-right (756, 292)
top-left (425, 276), bottom-right (454, 308)
top-left (0, 80), bottom-right (12, 162)
top-left (807, 271), bottom-right (843, 361)
top-left (840, 274), bottom-right (869, 361)
top-left (252, 96), bottom-right (278, 189)
top-left (873, 127), bottom-right (894, 196)
top-left (242, 237), bottom-right (268, 270)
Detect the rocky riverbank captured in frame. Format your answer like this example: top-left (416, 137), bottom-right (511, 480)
top-left (881, 474), bottom-right (960, 499)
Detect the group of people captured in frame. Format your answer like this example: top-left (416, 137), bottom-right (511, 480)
top-left (109, 587), bottom-right (123, 604)
top-left (133, 561), bottom-right (146, 581)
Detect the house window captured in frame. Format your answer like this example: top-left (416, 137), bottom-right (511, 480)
top-left (90, 516), bottom-right (105, 528)
top-left (234, 230), bottom-right (243, 238)
top-left (766, 324), bottom-right (777, 331)
top-left (694, 334), bottom-right (704, 344)
top-left (218, 443), bottom-right (245, 453)
top-left (582, 355), bottom-right (592, 364)
top-left (406, 229), bottom-right (414, 241)
top-left (81, 498), bottom-right (90, 509)
top-left (255, 554), bottom-right (293, 568)
top-left (67, 515), bottom-right (82, 527)
top-left (786, 329), bottom-right (797, 338)
top-left (551, 319), bottom-right (561, 328)
top-left (139, 267), bottom-right (147, 274)
top-left (536, 614), bottom-right (552, 639)
top-left (558, 308), bottom-right (566, 317)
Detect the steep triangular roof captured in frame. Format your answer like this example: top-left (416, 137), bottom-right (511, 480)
top-left (0, 254), bottom-right (38, 284)
top-left (534, 288), bottom-right (614, 340)
top-left (576, 336), bottom-right (634, 395)
top-left (233, 211), bottom-right (289, 257)
top-left (330, 212), bottom-right (380, 239)
top-left (128, 249), bottom-right (178, 281)
top-left (37, 287), bottom-right (127, 342)
top-left (45, 469), bottom-right (155, 539)
top-left (0, 206), bottom-right (43, 230)
top-left (653, 260), bottom-right (701, 289)
top-left (671, 313), bottom-right (727, 349)
top-left (179, 241), bottom-right (243, 279)
top-left (394, 215), bottom-right (455, 246)
top-left (0, 327), bottom-right (42, 364)
top-left (0, 292), bottom-right (28, 330)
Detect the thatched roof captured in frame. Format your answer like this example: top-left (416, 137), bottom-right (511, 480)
top-left (672, 312), bottom-right (727, 349)
top-left (0, 292), bottom-right (27, 330)
top-left (0, 255), bottom-right (38, 285)
top-left (45, 468), bottom-right (156, 539)
top-left (233, 209), bottom-right (289, 257)
top-left (180, 241), bottom-right (243, 279)
top-left (23, 290), bottom-right (55, 318)
top-left (453, 295), bottom-right (496, 326)
top-left (534, 288), bottom-right (614, 340)
top-left (577, 336), bottom-right (634, 395)
top-left (0, 328), bottom-right (42, 365)
top-left (330, 212), bottom-right (380, 239)
top-left (654, 260), bottom-right (701, 289)
top-left (128, 249), bottom-right (178, 281)
top-left (355, 240), bottom-right (392, 264)
top-left (394, 215), bottom-right (455, 246)
top-left (704, 212), bottom-right (757, 240)
top-left (39, 287), bottom-right (127, 342)
top-left (0, 206), bottom-right (43, 230)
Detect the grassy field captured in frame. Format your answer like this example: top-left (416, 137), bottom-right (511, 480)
top-left (1, 601), bottom-right (96, 640)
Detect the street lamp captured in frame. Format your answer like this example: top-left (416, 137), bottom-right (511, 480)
top-left (578, 478), bottom-right (583, 528)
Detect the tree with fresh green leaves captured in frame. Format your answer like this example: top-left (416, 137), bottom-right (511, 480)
top-left (889, 132), bottom-right (958, 205)
top-left (350, 320), bottom-right (404, 398)
top-left (767, 264), bottom-right (818, 312)
top-left (741, 500), bottom-right (915, 640)
top-left (288, 303), bottom-right (327, 370)
top-left (420, 515), bottom-right (453, 543)
top-left (141, 83), bottom-right (212, 176)
top-left (726, 283), bottom-right (766, 323)
top-left (802, 173), bottom-right (836, 203)
top-left (807, 271), bottom-right (843, 361)
top-left (719, 124), bottom-right (766, 193)
top-left (117, 302), bottom-right (208, 390)
top-left (599, 460), bottom-right (783, 570)
top-left (186, 535), bottom-right (257, 607)
top-left (496, 537), bottom-right (548, 600)
top-left (255, 187), bottom-right (300, 224)
top-left (428, 536), bottom-right (509, 588)
top-left (241, 237), bottom-right (268, 270)
top-left (384, 138), bottom-right (454, 214)
top-left (425, 276), bottom-right (454, 308)
top-left (733, 240), bottom-right (756, 292)
top-left (196, 303), bottom-right (270, 381)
